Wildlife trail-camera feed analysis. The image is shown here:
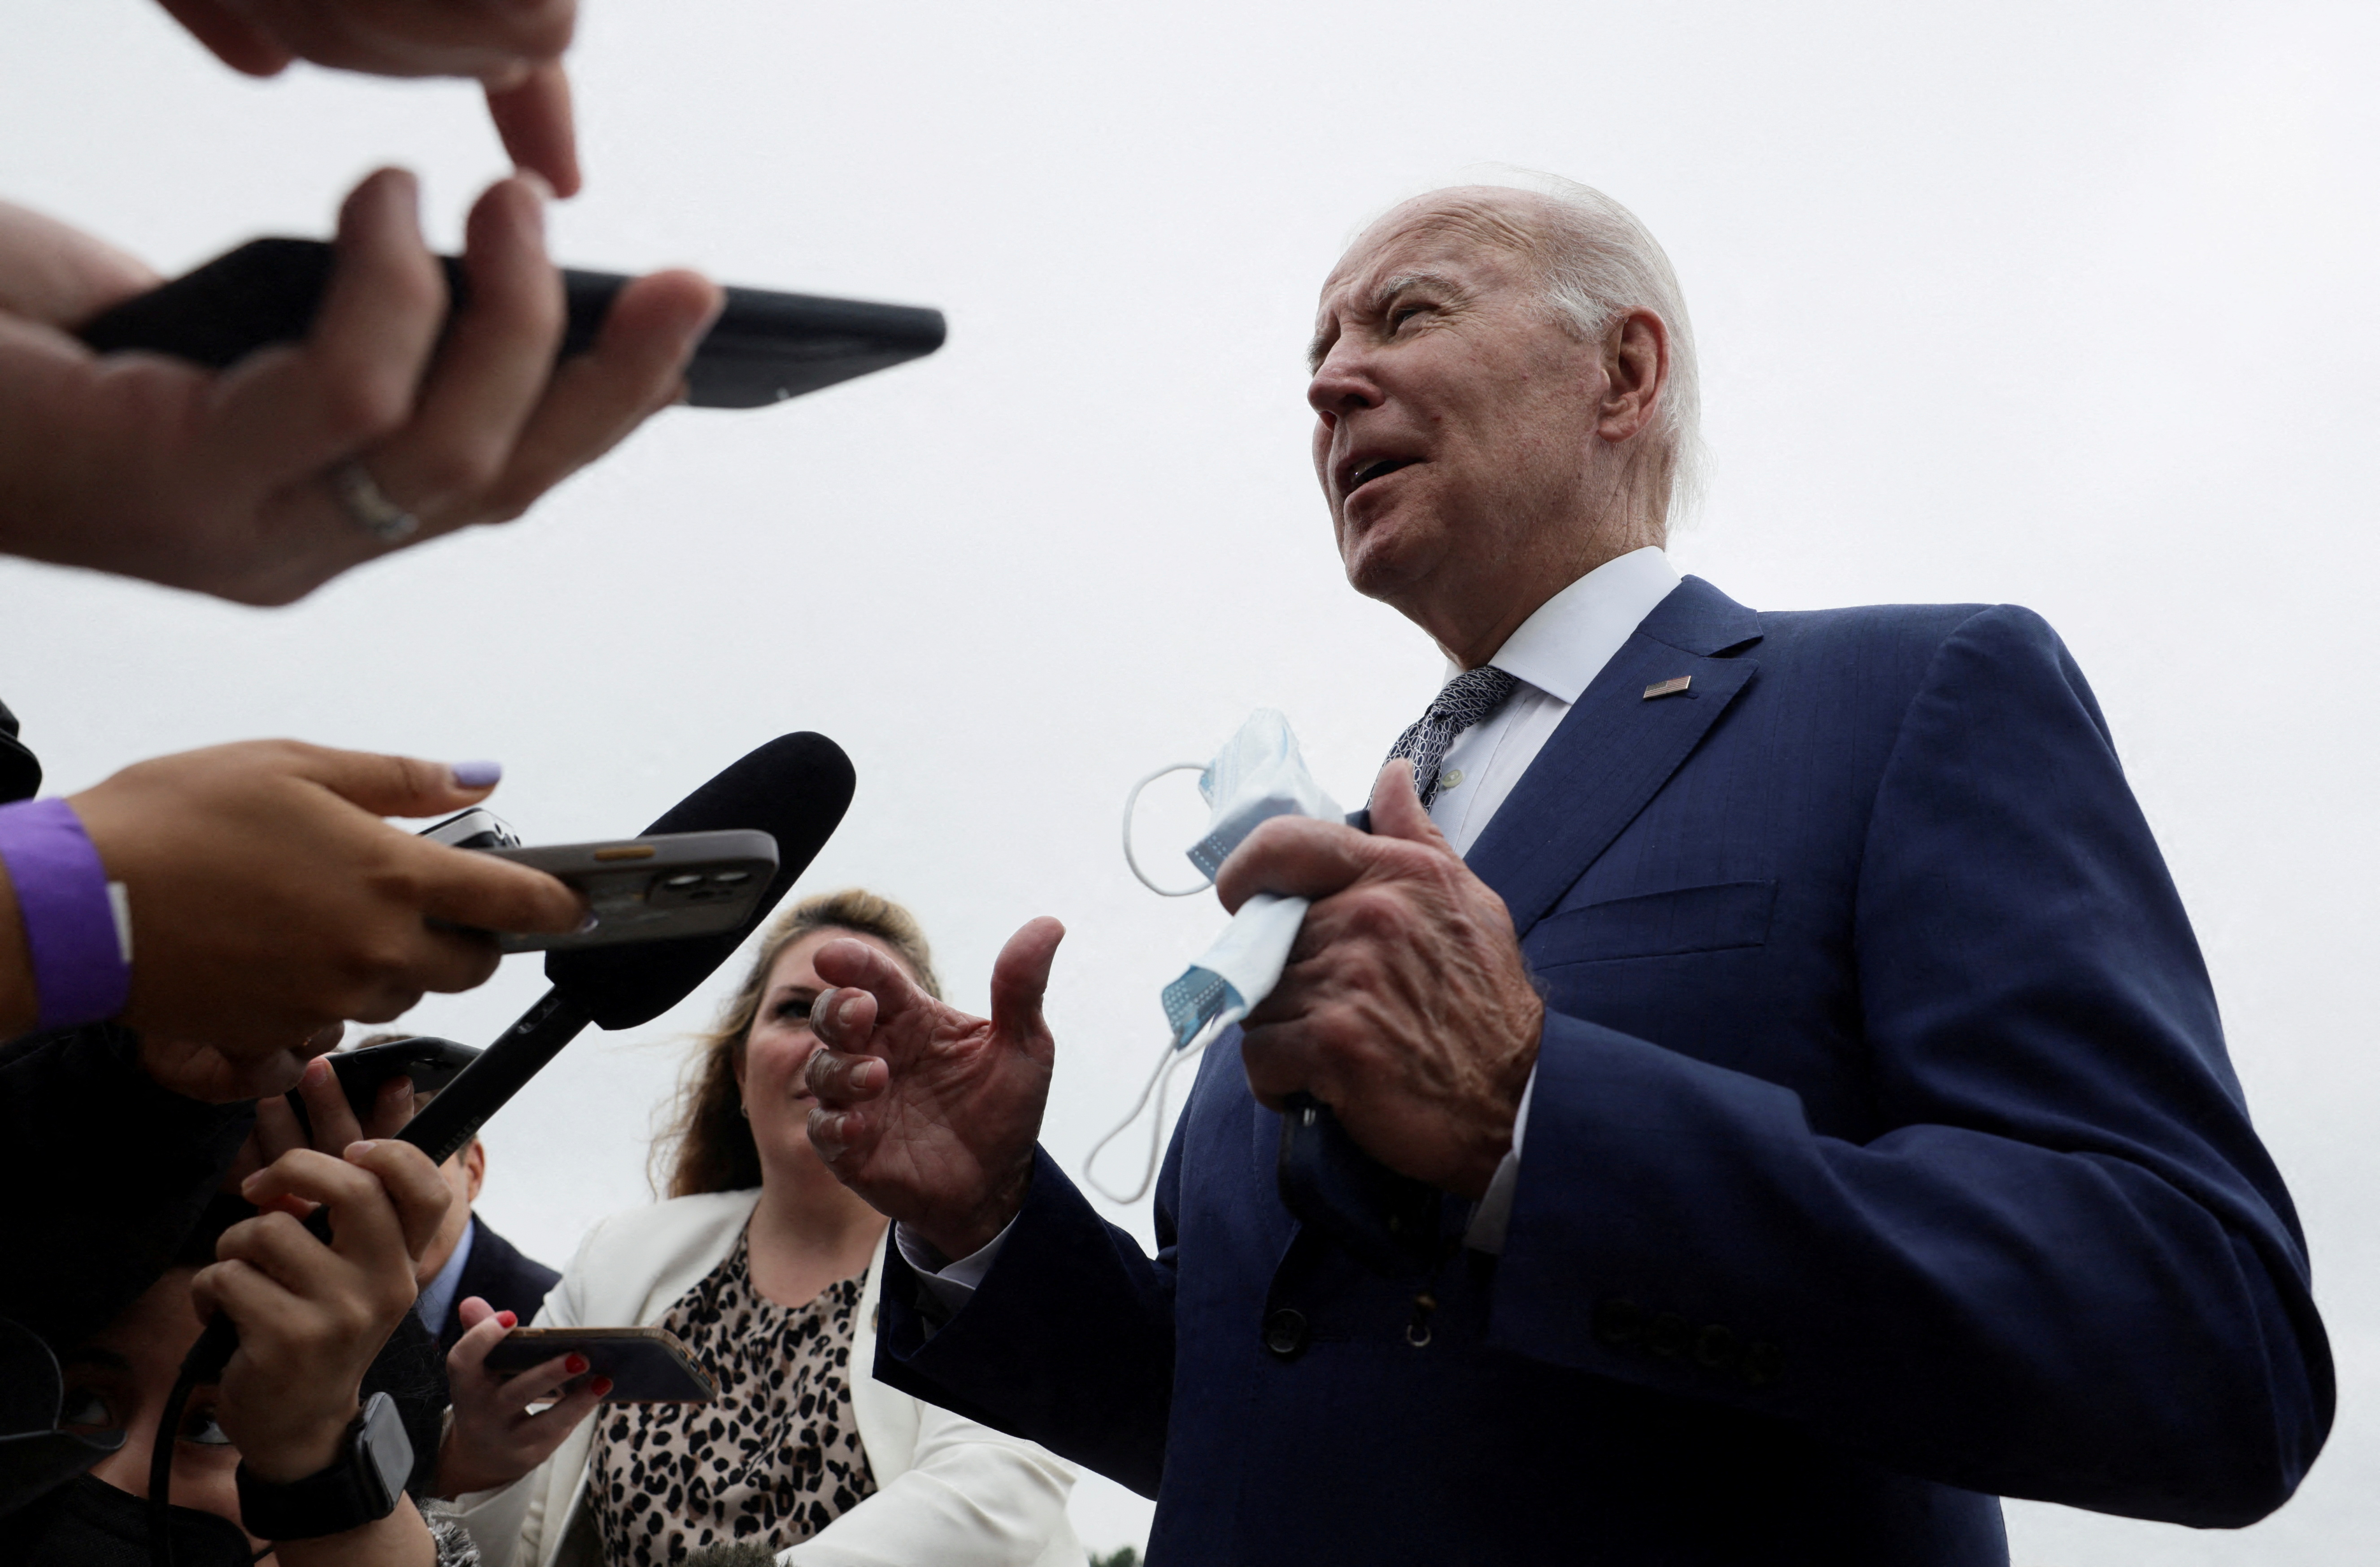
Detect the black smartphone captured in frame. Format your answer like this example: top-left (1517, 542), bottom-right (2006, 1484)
top-left (74, 238), bottom-right (946, 408)
top-left (484, 1327), bottom-right (717, 1402)
top-left (286, 1036), bottom-right (479, 1138)
top-left (477, 829), bottom-right (779, 953)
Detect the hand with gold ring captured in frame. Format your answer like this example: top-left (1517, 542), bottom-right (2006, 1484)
top-left (0, 169), bottom-right (720, 605)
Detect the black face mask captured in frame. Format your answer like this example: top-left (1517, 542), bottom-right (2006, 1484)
top-left (0, 1473), bottom-right (254, 1567)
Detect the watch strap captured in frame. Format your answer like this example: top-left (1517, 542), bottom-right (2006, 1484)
top-left (235, 1392), bottom-right (411, 1540)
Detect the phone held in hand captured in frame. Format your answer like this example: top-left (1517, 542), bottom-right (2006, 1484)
top-left (484, 1327), bottom-right (717, 1403)
top-left (74, 238), bottom-right (946, 408)
top-left (478, 830), bottom-right (780, 953)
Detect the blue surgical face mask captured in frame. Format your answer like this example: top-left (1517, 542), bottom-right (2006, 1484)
top-left (1090, 711), bottom-right (1343, 1203)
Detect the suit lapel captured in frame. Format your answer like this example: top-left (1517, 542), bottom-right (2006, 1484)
top-left (1466, 576), bottom-right (1763, 938)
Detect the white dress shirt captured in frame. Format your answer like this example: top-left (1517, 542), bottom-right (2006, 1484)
top-left (414, 1213), bottom-right (476, 1339)
top-left (905, 547), bottom-right (1685, 1295)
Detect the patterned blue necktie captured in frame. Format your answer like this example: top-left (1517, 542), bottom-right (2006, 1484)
top-left (1386, 665), bottom-right (1521, 808)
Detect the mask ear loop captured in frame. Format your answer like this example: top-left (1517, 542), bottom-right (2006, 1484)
top-left (1082, 1016), bottom-right (1222, 1204)
top-left (1123, 763), bottom-right (1216, 897)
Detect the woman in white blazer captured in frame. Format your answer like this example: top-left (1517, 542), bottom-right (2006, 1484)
top-left (439, 891), bottom-right (1083, 1567)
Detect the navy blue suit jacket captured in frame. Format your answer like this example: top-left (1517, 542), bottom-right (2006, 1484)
top-left (875, 579), bottom-right (2332, 1565)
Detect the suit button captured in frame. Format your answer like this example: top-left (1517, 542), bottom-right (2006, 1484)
top-left (1592, 1298), bottom-right (1646, 1348)
top-left (1743, 1340), bottom-right (1784, 1387)
top-left (1264, 1309), bottom-right (1308, 1358)
top-left (1693, 1324), bottom-right (1739, 1371)
top-left (1648, 1312), bottom-right (1691, 1358)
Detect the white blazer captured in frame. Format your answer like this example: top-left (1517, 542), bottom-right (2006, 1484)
top-left (447, 1190), bottom-right (1084, 1567)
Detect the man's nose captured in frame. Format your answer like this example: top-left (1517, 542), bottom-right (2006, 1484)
top-left (1307, 345), bottom-right (1381, 418)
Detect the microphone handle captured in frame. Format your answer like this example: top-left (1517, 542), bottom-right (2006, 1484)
top-left (398, 988), bottom-right (591, 1164)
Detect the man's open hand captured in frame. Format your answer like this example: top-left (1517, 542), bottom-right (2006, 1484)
top-left (0, 172), bottom-right (719, 605)
top-left (1218, 759), bottom-right (1543, 1199)
top-left (157, 0), bottom-right (584, 194)
top-left (804, 919), bottom-right (1064, 1262)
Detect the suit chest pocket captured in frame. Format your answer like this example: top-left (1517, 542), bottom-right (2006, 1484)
top-left (1525, 879), bottom-right (1778, 967)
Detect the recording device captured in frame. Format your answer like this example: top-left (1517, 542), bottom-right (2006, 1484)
top-left (480, 831), bottom-right (778, 953)
top-left (152, 733), bottom-right (855, 1565)
top-left (484, 1327), bottom-right (718, 1403)
top-left (419, 807), bottom-right (519, 852)
top-left (284, 1036), bottom-right (480, 1140)
top-left (1273, 805), bottom-right (1447, 1280)
top-left (77, 238), bottom-right (946, 409)
top-left (416, 810), bottom-right (780, 953)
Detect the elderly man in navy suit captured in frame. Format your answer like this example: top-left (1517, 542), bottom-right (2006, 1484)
top-left (798, 174), bottom-right (2332, 1564)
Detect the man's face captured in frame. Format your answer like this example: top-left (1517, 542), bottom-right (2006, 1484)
top-left (1308, 194), bottom-right (1610, 616)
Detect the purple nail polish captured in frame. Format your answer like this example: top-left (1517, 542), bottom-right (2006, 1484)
top-left (451, 760), bottom-right (503, 789)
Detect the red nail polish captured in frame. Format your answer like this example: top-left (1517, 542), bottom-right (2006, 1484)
top-left (590, 1376), bottom-right (614, 1397)
top-left (565, 1353), bottom-right (589, 1374)
top-left (497, 1311), bottom-right (517, 1329)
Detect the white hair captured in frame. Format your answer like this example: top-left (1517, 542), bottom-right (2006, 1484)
top-left (1367, 169), bottom-right (1704, 522)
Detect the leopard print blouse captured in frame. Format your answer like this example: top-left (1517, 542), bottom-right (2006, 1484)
top-left (587, 1230), bottom-right (877, 1564)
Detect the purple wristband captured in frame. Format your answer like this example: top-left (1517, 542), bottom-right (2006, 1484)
top-left (0, 797), bottom-right (131, 1030)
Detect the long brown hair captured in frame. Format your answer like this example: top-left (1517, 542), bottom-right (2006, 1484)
top-left (655, 888), bottom-right (941, 1198)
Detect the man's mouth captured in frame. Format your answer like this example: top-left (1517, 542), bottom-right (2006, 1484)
top-left (1342, 455), bottom-right (1418, 496)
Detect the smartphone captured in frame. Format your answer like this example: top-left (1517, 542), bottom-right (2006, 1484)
top-left (478, 829), bottom-right (779, 953)
top-left (484, 1327), bottom-right (717, 1402)
top-left (284, 1035), bottom-right (478, 1140)
top-left (74, 238), bottom-right (946, 409)
top-left (419, 807), bottom-right (522, 853)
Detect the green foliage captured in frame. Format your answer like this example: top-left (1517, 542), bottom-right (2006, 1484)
top-left (1090, 1549), bottom-right (1144, 1567)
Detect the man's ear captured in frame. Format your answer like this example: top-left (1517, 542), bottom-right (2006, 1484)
top-left (1597, 309), bottom-right (1669, 445)
top-left (463, 1138), bottom-right (486, 1204)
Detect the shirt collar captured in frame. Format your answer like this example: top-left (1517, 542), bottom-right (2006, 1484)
top-left (1445, 546), bottom-right (1682, 704)
top-left (415, 1214), bottom-right (477, 1336)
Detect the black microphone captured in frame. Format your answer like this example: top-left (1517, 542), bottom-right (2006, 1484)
top-left (152, 734), bottom-right (853, 1563)
top-left (403, 731), bottom-right (856, 1161)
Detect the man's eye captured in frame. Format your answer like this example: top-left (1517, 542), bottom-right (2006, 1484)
top-left (58, 1388), bottom-right (115, 1431)
top-left (180, 1407), bottom-right (234, 1447)
top-left (1390, 303), bottom-right (1430, 328)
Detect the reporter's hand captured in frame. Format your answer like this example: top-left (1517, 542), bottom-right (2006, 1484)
top-left (804, 920), bottom-right (1064, 1261)
top-left (0, 172), bottom-right (719, 605)
top-left (218, 1047), bottom-right (416, 1182)
top-left (66, 740), bottom-right (587, 1052)
top-left (1216, 760), bottom-right (1543, 1199)
top-left (192, 1139), bottom-right (449, 1483)
top-left (156, 0), bottom-right (583, 194)
top-left (437, 1296), bottom-right (605, 1497)
top-left (145, 1020), bottom-right (351, 1108)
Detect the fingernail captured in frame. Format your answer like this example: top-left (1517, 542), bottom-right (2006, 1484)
top-left (564, 1353), bottom-right (589, 1374)
top-left (575, 911), bottom-right (600, 934)
top-left (304, 1056), bottom-right (330, 1084)
top-left (590, 1376), bottom-right (614, 1397)
top-left (497, 1311), bottom-right (517, 1328)
top-left (451, 760), bottom-right (503, 789)
top-left (517, 170), bottom-right (556, 206)
top-left (347, 1140), bottom-right (379, 1156)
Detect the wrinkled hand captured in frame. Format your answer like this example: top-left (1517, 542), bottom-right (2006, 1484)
top-left (436, 1296), bottom-right (605, 1497)
top-left (140, 1020), bottom-right (349, 1107)
top-left (65, 740), bottom-right (587, 1051)
top-left (1217, 760), bottom-right (1543, 1199)
top-left (193, 1139), bottom-right (449, 1483)
top-left (0, 172), bottom-right (719, 605)
top-left (804, 919), bottom-right (1064, 1262)
top-left (156, 0), bottom-right (583, 194)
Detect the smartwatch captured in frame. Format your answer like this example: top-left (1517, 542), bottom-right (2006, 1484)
top-left (234, 1392), bottom-right (413, 1540)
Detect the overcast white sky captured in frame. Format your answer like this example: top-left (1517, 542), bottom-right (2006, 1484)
top-left (6, 1), bottom-right (2377, 1558)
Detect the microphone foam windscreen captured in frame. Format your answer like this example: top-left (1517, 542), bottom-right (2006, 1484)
top-left (545, 732), bottom-right (855, 1029)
